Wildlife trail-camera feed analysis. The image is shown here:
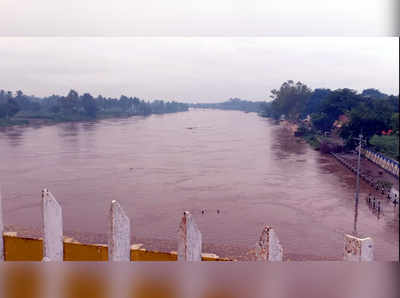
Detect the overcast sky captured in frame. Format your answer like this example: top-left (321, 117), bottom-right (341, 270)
top-left (1, 1), bottom-right (398, 102)
top-left (0, 0), bottom-right (398, 36)
top-left (0, 37), bottom-right (398, 102)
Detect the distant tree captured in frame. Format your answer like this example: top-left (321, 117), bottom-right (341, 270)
top-left (138, 100), bottom-right (152, 115)
top-left (81, 93), bottom-right (97, 117)
top-left (50, 105), bottom-right (61, 114)
top-left (0, 88), bottom-right (185, 122)
top-left (191, 98), bottom-right (263, 113)
top-left (340, 102), bottom-right (388, 144)
top-left (320, 89), bottom-right (360, 118)
top-left (61, 89), bottom-right (80, 113)
top-left (7, 98), bottom-right (20, 117)
top-left (259, 101), bottom-right (272, 116)
top-left (361, 88), bottom-right (387, 99)
top-left (391, 113), bottom-right (399, 133)
top-left (269, 80), bottom-right (312, 120)
top-left (303, 88), bottom-right (332, 116)
top-left (150, 100), bottom-right (165, 114)
top-left (311, 112), bottom-right (334, 132)
top-left (16, 90), bottom-right (23, 99)
top-left (0, 92), bottom-right (20, 119)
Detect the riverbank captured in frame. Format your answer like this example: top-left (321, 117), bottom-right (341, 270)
top-left (278, 119), bottom-right (344, 152)
top-left (0, 118), bottom-right (29, 127)
top-left (278, 115), bottom-right (399, 191)
top-left (331, 152), bottom-right (399, 192)
top-left (0, 109), bottom-right (189, 128)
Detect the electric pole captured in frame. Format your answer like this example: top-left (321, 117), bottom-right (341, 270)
top-left (353, 133), bottom-right (365, 236)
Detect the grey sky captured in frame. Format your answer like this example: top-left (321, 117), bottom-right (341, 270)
top-left (0, 37), bottom-right (398, 103)
top-left (0, 0), bottom-right (398, 36)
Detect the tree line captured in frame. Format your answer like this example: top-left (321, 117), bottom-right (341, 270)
top-left (190, 98), bottom-right (266, 113)
top-left (261, 80), bottom-right (399, 159)
top-left (0, 89), bottom-right (189, 123)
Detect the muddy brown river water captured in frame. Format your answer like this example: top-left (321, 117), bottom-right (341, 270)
top-left (0, 109), bottom-right (398, 260)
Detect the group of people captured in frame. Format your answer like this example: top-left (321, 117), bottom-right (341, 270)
top-left (367, 184), bottom-right (399, 218)
top-left (367, 194), bottom-right (382, 214)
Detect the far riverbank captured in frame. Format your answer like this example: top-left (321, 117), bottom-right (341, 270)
top-left (0, 109), bottom-right (189, 128)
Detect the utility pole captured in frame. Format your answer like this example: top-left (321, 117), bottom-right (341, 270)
top-left (353, 133), bottom-right (365, 236)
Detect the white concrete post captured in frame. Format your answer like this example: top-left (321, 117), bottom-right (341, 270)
top-left (42, 189), bottom-right (64, 262)
top-left (344, 234), bottom-right (374, 261)
top-left (109, 200), bottom-right (131, 261)
top-left (255, 226), bottom-right (283, 261)
top-left (178, 211), bottom-right (202, 261)
top-left (0, 186), bottom-right (4, 261)
top-left (390, 187), bottom-right (399, 201)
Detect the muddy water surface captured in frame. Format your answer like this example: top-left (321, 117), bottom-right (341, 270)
top-left (0, 109), bottom-right (398, 260)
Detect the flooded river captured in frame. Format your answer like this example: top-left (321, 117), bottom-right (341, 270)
top-left (0, 109), bottom-right (398, 260)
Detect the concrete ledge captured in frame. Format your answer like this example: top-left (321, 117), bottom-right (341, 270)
top-left (2, 234), bottom-right (229, 262)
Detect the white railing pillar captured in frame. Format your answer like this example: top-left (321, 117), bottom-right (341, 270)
top-left (344, 234), bottom-right (374, 261)
top-left (42, 189), bottom-right (64, 261)
top-left (109, 200), bottom-right (131, 261)
top-left (255, 226), bottom-right (283, 261)
top-left (178, 211), bottom-right (202, 261)
top-left (0, 186), bottom-right (4, 261)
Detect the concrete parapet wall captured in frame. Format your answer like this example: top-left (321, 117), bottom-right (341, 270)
top-left (361, 148), bottom-right (399, 178)
top-left (1, 189), bottom-right (229, 262)
top-left (1, 187), bottom-right (377, 262)
top-left (2, 234), bottom-right (229, 261)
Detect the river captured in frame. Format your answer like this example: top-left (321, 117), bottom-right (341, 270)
top-left (0, 109), bottom-right (397, 260)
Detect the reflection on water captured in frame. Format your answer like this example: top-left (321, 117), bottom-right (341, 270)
top-left (270, 124), bottom-right (308, 159)
top-left (57, 122), bottom-right (80, 137)
top-left (0, 110), bottom-right (397, 260)
top-left (0, 126), bottom-right (25, 147)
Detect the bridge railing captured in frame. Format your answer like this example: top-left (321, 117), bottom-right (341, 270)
top-left (0, 188), bottom-right (374, 262)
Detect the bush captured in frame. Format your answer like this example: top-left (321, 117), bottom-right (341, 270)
top-left (369, 134), bottom-right (399, 161)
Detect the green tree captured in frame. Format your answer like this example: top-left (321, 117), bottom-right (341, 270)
top-left (303, 88), bottom-right (332, 116)
top-left (340, 103), bottom-right (388, 145)
top-left (81, 93), bottom-right (97, 117)
top-left (361, 88), bottom-right (387, 99)
top-left (269, 80), bottom-right (312, 120)
top-left (311, 112), bottom-right (334, 132)
top-left (0, 91), bottom-right (20, 119)
top-left (319, 88), bottom-right (360, 121)
top-left (61, 89), bottom-right (80, 113)
top-left (391, 113), bottom-right (399, 133)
